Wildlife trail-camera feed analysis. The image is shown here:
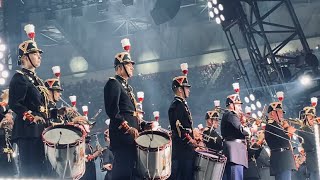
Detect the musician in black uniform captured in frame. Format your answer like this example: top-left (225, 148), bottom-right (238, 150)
top-left (203, 110), bottom-right (223, 152)
top-left (221, 94), bottom-right (250, 180)
top-left (9, 39), bottom-right (49, 177)
top-left (265, 102), bottom-right (296, 180)
top-left (101, 129), bottom-right (114, 180)
top-left (44, 78), bottom-right (65, 123)
top-left (298, 106), bottom-right (319, 180)
top-left (168, 75), bottom-right (196, 180)
top-left (0, 89), bottom-right (17, 177)
top-left (104, 51), bottom-right (139, 180)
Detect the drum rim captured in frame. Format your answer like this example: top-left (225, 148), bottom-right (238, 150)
top-left (135, 130), bottom-right (172, 152)
top-left (42, 124), bottom-right (87, 148)
top-left (196, 150), bottom-right (227, 162)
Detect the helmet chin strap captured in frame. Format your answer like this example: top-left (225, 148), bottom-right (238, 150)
top-left (27, 54), bottom-right (36, 69)
top-left (122, 63), bottom-right (130, 78)
top-left (51, 90), bottom-right (57, 102)
top-left (181, 87), bottom-right (187, 99)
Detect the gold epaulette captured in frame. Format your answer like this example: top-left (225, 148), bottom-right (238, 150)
top-left (109, 77), bottom-right (116, 80)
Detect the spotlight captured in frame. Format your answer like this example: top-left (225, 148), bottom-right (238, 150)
top-left (0, 52), bottom-right (4, 59)
top-left (244, 97), bottom-right (249, 103)
top-left (0, 78), bottom-right (5, 85)
top-left (214, 8), bottom-right (219, 14)
top-left (208, 1), bottom-right (213, 8)
top-left (252, 113), bottom-right (257, 119)
top-left (249, 94), bottom-right (255, 101)
top-left (209, 11), bottom-right (214, 18)
top-left (1, 70), bottom-right (8, 78)
top-left (0, 44), bottom-right (6, 51)
top-left (0, 64), bottom-right (4, 71)
top-left (220, 14), bottom-right (225, 21)
top-left (257, 111), bottom-right (262, 117)
top-left (218, 4), bottom-right (223, 11)
top-left (212, 0), bottom-right (217, 5)
top-left (215, 18), bottom-right (221, 24)
top-left (251, 104), bottom-right (256, 110)
top-left (299, 74), bottom-right (312, 86)
top-left (256, 101), bottom-right (262, 108)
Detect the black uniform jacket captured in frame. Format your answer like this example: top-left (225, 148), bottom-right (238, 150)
top-left (299, 125), bottom-right (317, 172)
top-left (265, 120), bottom-right (296, 175)
top-left (9, 68), bottom-right (47, 140)
top-left (203, 126), bottom-right (223, 151)
top-left (104, 75), bottom-right (139, 149)
top-left (221, 110), bottom-right (249, 168)
top-left (168, 96), bottom-right (195, 160)
top-left (102, 147), bottom-right (114, 172)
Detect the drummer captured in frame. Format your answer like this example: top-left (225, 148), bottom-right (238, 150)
top-left (168, 75), bottom-right (197, 180)
top-left (203, 110), bottom-right (223, 152)
top-left (9, 25), bottom-right (49, 177)
top-left (44, 78), bottom-right (65, 123)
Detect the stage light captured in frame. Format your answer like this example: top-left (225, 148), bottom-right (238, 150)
top-left (214, 8), bottom-right (219, 14)
top-left (220, 15), bottom-right (225, 21)
top-left (208, 1), bottom-right (213, 8)
top-left (209, 11), bottom-right (214, 18)
top-left (0, 44), bottom-right (6, 51)
top-left (249, 94), bottom-right (255, 101)
top-left (215, 18), bottom-right (221, 24)
top-left (0, 52), bottom-right (4, 59)
top-left (257, 111), bottom-right (262, 117)
top-left (244, 97), bottom-right (249, 103)
top-left (1, 70), bottom-right (8, 78)
top-left (0, 64), bottom-right (4, 71)
top-left (212, 0), bottom-right (217, 5)
top-left (218, 4), bottom-right (223, 11)
top-left (256, 101), bottom-right (262, 108)
top-left (251, 104), bottom-right (256, 110)
top-left (0, 78), bottom-right (5, 85)
top-left (252, 113), bottom-right (257, 119)
top-left (299, 74), bottom-right (312, 86)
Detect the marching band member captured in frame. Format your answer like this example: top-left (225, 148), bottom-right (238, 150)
top-left (221, 94), bottom-right (250, 180)
top-left (0, 89), bottom-right (17, 177)
top-left (203, 110), bottom-right (223, 152)
top-left (44, 78), bottom-right (66, 124)
top-left (168, 75), bottom-right (196, 180)
top-left (101, 129), bottom-right (114, 180)
top-left (9, 30), bottom-right (49, 177)
top-left (298, 106), bottom-right (319, 180)
top-left (265, 101), bottom-right (296, 180)
top-left (104, 51), bottom-right (139, 180)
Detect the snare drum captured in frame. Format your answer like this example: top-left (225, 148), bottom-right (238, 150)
top-left (194, 150), bottom-right (227, 180)
top-left (135, 130), bottom-right (172, 180)
top-left (42, 124), bottom-right (87, 179)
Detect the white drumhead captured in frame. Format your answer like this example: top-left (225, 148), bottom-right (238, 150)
top-left (44, 127), bottom-right (82, 145)
top-left (136, 133), bottom-right (170, 148)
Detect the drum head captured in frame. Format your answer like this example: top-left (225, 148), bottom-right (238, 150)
top-left (136, 131), bottom-right (170, 149)
top-left (43, 125), bottom-right (83, 146)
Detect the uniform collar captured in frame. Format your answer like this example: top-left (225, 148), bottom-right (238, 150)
top-left (174, 95), bottom-right (185, 102)
top-left (115, 75), bottom-right (128, 85)
top-left (22, 68), bottom-right (36, 76)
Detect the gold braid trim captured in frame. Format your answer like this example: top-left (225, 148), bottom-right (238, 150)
top-left (176, 120), bottom-right (182, 138)
top-left (37, 85), bottom-right (50, 118)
